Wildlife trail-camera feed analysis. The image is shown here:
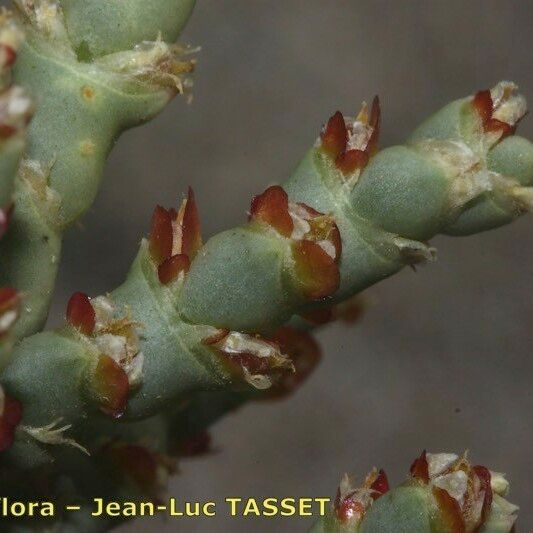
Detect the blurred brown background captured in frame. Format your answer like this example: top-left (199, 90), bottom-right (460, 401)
top-left (23, 0), bottom-right (533, 531)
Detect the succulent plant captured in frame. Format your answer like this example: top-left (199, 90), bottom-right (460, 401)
top-left (0, 2), bottom-right (530, 531)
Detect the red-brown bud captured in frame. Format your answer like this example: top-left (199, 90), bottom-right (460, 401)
top-left (90, 355), bottom-right (130, 418)
top-left (250, 185), bottom-right (293, 237)
top-left (410, 450), bottom-right (430, 483)
top-left (292, 240), bottom-right (340, 299)
top-left (158, 254), bottom-right (190, 284)
top-left (66, 292), bottom-right (95, 336)
top-left (369, 469), bottom-right (389, 499)
top-left (321, 111), bottom-right (348, 159)
top-left (149, 205), bottom-right (173, 265)
top-left (433, 486), bottom-right (466, 533)
top-left (336, 149), bottom-right (369, 174)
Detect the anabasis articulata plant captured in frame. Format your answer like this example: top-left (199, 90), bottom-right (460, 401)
top-left (0, 1), bottom-right (531, 531)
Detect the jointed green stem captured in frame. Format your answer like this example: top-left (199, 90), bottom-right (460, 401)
top-left (2, 81), bottom-right (532, 470)
top-left (0, 5), bottom-right (531, 530)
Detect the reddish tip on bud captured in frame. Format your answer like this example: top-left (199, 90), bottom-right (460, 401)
top-left (370, 469), bottom-right (389, 499)
top-left (149, 205), bottom-right (173, 265)
top-left (473, 465), bottom-right (493, 524)
top-left (321, 111), bottom-right (348, 158)
top-left (0, 287), bottom-right (19, 312)
top-left (250, 185), bottom-right (294, 237)
top-left (433, 486), bottom-right (466, 533)
top-left (66, 292), bottom-right (95, 336)
top-left (91, 355), bottom-right (129, 418)
top-left (367, 95), bottom-right (381, 155)
top-left (264, 327), bottom-right (322, 400)
top-left (181, 187), bottom-right (202, 260)
top-left (158, 253), bottom-right (190, 284)
top-left (410, 450), bottom-right (430, 483)
top-left (149, 188), bottom-right (202, 279)
top-left (472, 89), bottom-right (517, 140)
top-left (177, 430), bottom-right (212, 457)
top-left (292, 240), bottom-right (340, 300)
top-left (323, 100), bottom-right (380, 176)
top-left (473, 90), bottom-right (493, 127)
top-left (336, 149), bottom-right (369, 175)
top-left (0, 393), bottom-right (22, 452)
top-left (0, 204), bottom-right (13, 240)
top-left (0, 44), bottom-right (16, 69)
